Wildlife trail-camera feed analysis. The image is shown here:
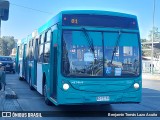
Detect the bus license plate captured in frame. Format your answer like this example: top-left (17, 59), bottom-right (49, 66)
top-left (96, 96), bottom-right (110, 101)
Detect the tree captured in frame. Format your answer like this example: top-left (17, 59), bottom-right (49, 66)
top-left (141, 27), bottom-right (160, 57)
top-left (0, 36), bottom-right (16, 56)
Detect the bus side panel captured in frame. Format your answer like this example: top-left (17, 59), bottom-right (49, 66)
top-left (37, 63), bottom-right (43, 94)
top-left (26, 60), bottom-right (30, 83)
top-left (15, 46), bottom-right (19, 73)
top-left (22, 44), bottom-right (27, 79)
top-left (30, 61), bottom-right (35, 85)
top-left (33, 60), bottom-right (37, 86)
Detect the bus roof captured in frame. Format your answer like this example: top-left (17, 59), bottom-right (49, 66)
top-left (20, 10), bottom-right (138, 42)
top-left (61, 10), bottom-right (137, 18)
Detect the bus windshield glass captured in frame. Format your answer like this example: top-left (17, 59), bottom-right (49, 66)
top-left (62, 30), bottom-right (140, 77)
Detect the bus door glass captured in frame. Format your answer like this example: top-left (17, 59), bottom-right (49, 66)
top-left (19, 45), bottom-right (23, 76)
top-left (33, 38), bottom-right (39, 86)
top-left (22, 44), bottom-right (27, 78)
top-left (52, 30), bottom-right (58, 99)
top-left (16, 46), bottom-right (19, 73)
top-left (37, 34), bottom-right (45, 94)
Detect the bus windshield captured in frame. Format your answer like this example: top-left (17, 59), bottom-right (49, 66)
top-left (62, 30), bottom-right (140, 77)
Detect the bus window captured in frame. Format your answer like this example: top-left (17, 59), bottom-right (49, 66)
top-left (38, 44), bottom-right (44, 62)
top-left (39, 35), bottom-right (41, 44)
top-left (32, 39), bottom-right (34, 46)
top-left (44, 30), bottom-right (51, 63)
top-left (34, 39), bottom-right (39, 60)
top-left (31, 39), bottom-right (34, 60)
top-left (46, 30), bottom-right (51, 42)
top-left (44, 43), bottom-right (50, 63)
top-left (62, 31), bottom-right (103, 76)
top-left (104, 32), bottom-right (140, 77)
top-left (40, 33), bottom-right (45, 44)
top-left (19, 45), bottom-right (23, 60)
top-left (29, 39), bottom-right (34, 61)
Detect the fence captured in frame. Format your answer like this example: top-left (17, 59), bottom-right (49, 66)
top-left (142, 60), bottom-right (160, 73)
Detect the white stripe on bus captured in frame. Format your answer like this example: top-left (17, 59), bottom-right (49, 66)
top-left (37, 63), bottom-right (43, 94)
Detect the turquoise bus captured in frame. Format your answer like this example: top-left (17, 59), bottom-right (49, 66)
top-left (16, 10), bottom-right (142, 105)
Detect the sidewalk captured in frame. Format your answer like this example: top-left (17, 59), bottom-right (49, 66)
top-left (142, 73), bottom-right (160, 80)
top-left (0, 74), bottom-right (19, 112)
top-left (0, 91), bottom-right (5, 111)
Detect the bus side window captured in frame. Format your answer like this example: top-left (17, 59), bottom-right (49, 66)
top-left (29, 40), bottom-right (32, 61)
top-left (39, 35), bottom-right (41, 44)
top-left (38, 33), bottom-right (45, 63)
top-left (38, 45), bottom-right (43, 62)
top-left (19, 45), bottom-right (22, 60)
top-left (31, 39), bottom-right (34, 61)
top-left (26, 43), bottom-right (29, 59)
top-left (44, 30), bottom-right (51, 63)
top-left (34, 38), bottom-right (39, 60)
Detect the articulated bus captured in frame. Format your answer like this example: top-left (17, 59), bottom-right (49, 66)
top-left (16, 10), bottom-right (142, 105)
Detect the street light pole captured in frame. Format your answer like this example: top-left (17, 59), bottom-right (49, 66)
top-left (151, 0), bottom-right (156, 74)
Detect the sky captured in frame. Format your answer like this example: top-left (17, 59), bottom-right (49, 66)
top-left (1, 0), bottom-right (160, 40)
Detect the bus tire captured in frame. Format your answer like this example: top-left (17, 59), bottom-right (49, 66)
top-left (44, 83), bottom-right (53, 106)
top-left (29, 77), bottom-right (35, 90)
top-left (19, 76), bottom-right (24, 80)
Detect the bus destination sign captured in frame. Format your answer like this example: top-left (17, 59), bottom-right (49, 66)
top-left (62, 14), bottom-right (138, 29)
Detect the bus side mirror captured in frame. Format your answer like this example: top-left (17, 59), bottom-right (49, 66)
top-left (0, 0), bottom-right (9, 21)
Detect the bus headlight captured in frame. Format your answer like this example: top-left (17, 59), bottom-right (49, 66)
top-left (134, 83), bottom-right (139, 89)
top-left (63, 83), bottom-right (69, 90)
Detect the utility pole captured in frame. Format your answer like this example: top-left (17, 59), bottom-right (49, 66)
top-left (151, 0), bottom-right (156, 74)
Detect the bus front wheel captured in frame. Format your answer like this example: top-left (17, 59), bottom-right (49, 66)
top-left (44, 83), bottom-right (53, 106)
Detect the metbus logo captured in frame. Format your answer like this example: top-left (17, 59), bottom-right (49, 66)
top-left (71, 81), bottom-right (84, 84)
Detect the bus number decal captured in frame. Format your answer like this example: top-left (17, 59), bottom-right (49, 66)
top-left (71, 19), bottom-right (78, 24)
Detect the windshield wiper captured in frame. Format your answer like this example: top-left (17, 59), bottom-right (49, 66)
top-left (82, 28), bottom-right (95, 55)
top-left (110, 30), bottom-right (121, 64)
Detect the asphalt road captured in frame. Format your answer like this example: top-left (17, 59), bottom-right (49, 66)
top-left (1, 73), bottom-right (160, 120)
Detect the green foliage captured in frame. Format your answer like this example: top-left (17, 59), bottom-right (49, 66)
top-left (0, 36), bottom-right (16, 56)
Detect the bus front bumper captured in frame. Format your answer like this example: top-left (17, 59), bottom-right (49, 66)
top-left (56, 89), bottom-right (141, 105)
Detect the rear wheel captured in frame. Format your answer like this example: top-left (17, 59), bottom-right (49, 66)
top-left (44, 83), bottom-right (53, 106)
top-left (19, 76), bottom-right (24, 80)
